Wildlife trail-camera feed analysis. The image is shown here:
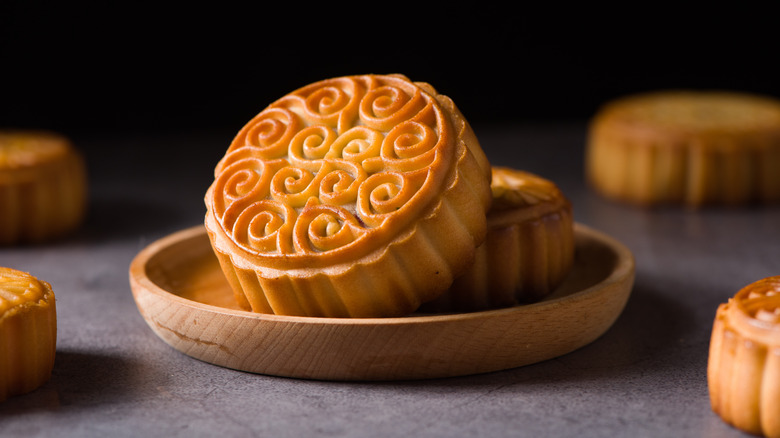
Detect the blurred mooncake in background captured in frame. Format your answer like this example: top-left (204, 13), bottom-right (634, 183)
top-left (586, 90), bottom-right (780, 208)
top-left (0, 130), bottom-right (88, 245)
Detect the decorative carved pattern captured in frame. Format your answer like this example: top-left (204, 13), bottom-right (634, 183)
top-left (210, 75), bottom-right (454, 261)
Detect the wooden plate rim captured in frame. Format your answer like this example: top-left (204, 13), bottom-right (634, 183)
top-left (129, 223), bottom-right (635, 380)
top-left (129, 223), bottom-right (634, 326)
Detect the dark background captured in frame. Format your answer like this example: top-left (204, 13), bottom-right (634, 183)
top-left (2, 2), bottom-right (779, 143)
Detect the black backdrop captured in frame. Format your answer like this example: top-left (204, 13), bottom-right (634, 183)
top-left (3, 2), bottom-right (779, 139)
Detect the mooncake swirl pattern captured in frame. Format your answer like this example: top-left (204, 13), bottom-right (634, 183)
top-left (211, 75), bottom-right (454, 268)
top-left (204, 74), bottom-right (493, 317)
top-left (709, 276), bottom-right (780, 437)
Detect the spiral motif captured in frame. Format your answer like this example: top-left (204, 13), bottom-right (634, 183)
top-left (319, 160), bottom-right (366, 206)
top-left (293, 202), bottom-right (366, 253)
top-left (233, 108), bottom-right (301, 161)
top-left (227, 200), bottom-right (296, 254)
top-left (211, 148), bottom-right (286, 217)
top-left (208, 74), bottom-right (455, 260)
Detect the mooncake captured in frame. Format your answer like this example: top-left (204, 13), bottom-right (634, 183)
top-left (0, 130), bottom-right (88, 244)
top-left (204, 74), bottom-right (493, 317)
top-left (708, 276), bottom-right (780, 437)
top-left (421, 167), bottom-right (574, 313)
top-left (586, 90), bottom-right (780, 207)
top-left (0, 267), bottom-right (57, 402)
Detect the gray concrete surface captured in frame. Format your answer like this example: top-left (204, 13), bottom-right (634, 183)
top-left (1, 123), bottom-right (776, 438)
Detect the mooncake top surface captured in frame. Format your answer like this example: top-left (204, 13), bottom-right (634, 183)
top-left (598, 91), bottom-right (780, 133)
top-left (207, 74), bottom-right (463, 267)
top-left (0, 131), bottom-right (71, 169)
top-left (0, 267), bottom-right (47, 316)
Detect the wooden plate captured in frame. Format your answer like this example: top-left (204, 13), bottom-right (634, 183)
top-left (129, 223), bottom-right (635, 381)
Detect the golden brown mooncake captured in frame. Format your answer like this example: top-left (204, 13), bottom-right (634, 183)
top-left (585, 90), bottom-right (780, 208)
top-left (421, 167), bottom-right (574, 313)
top-left (204, 74), bottom-right (493, 318)
top-left (708, 276), bottom-right (780, 437)
top-left (0, 130), bottom-right (88, 245)
top-left (0, 267), bottom-right (57, 402)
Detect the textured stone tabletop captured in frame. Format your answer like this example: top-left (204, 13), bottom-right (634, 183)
top-left (1, 123), bottom-right (776, 438)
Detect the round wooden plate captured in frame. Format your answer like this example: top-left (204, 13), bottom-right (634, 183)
top-left (129, 223), bottom-right (634, 381)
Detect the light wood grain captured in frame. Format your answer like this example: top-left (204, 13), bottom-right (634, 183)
top-left (129, 223), bottom-right (635, 381)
